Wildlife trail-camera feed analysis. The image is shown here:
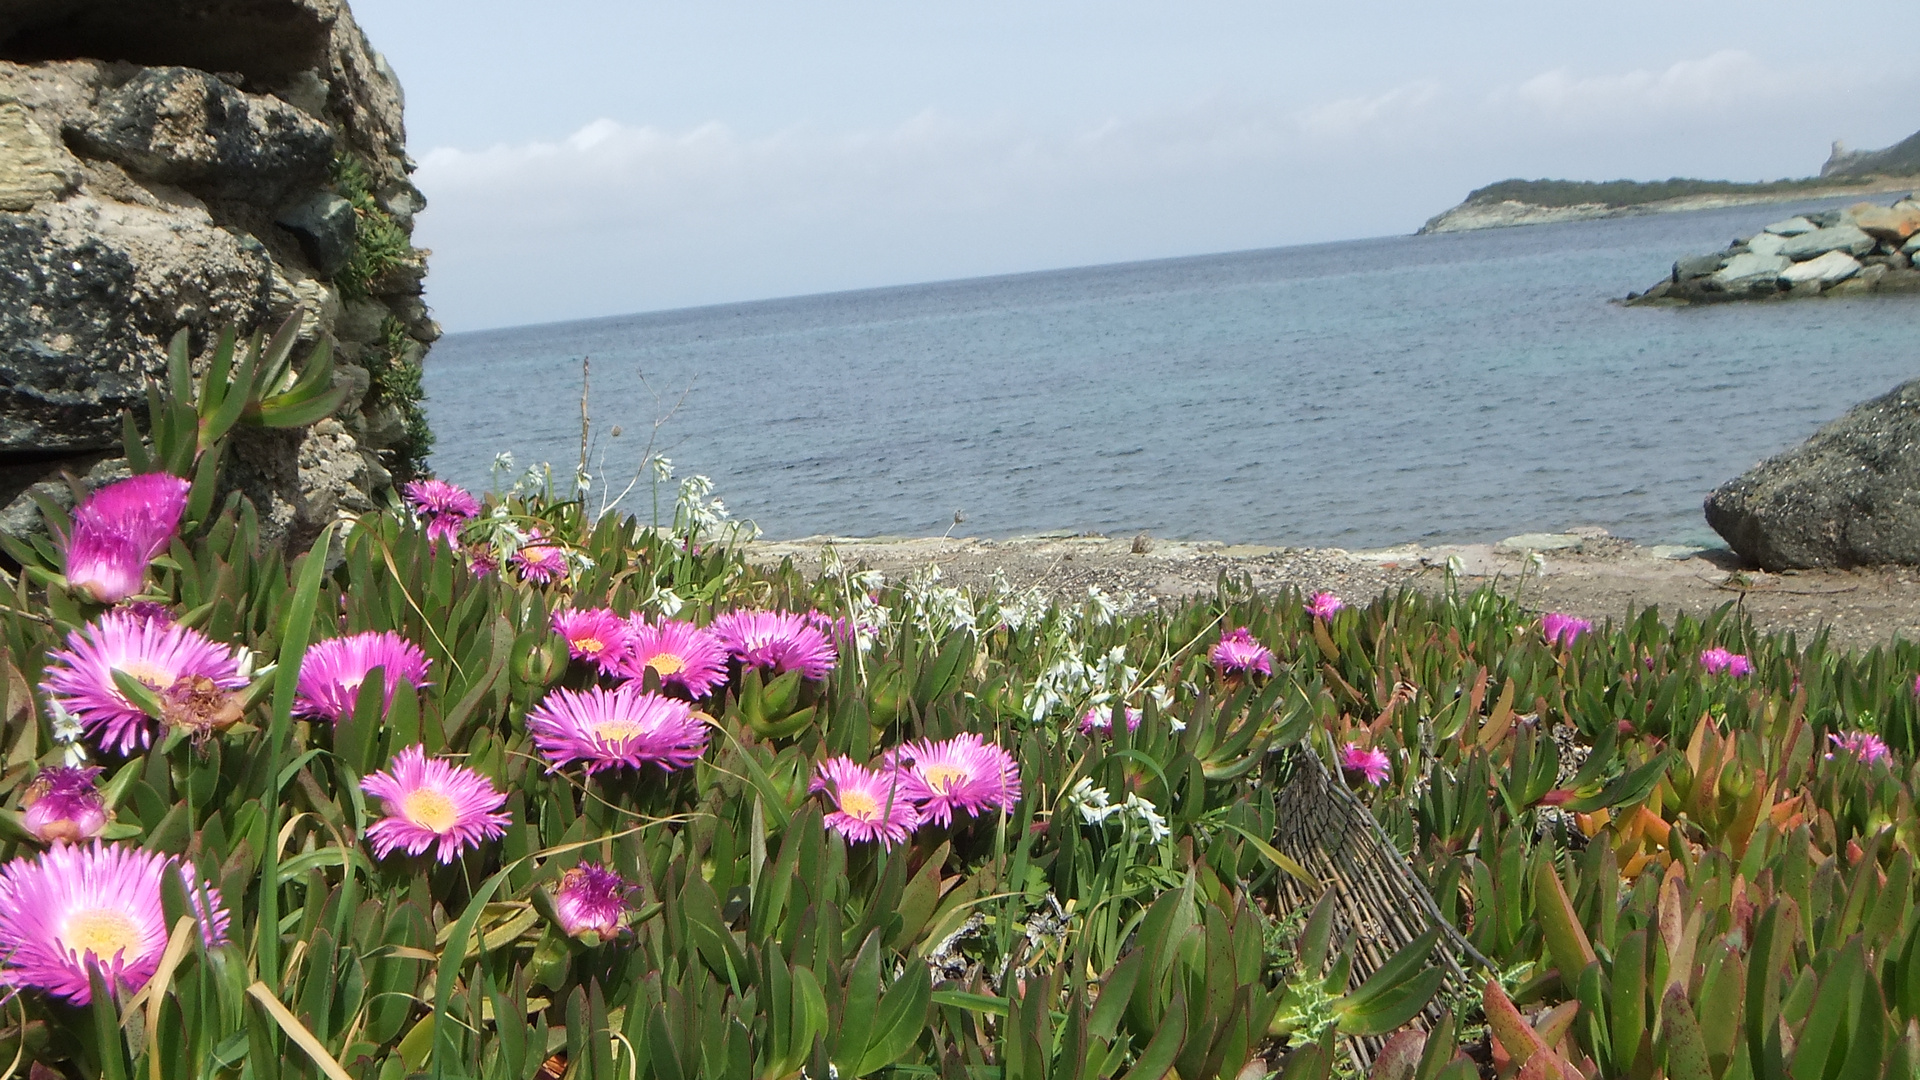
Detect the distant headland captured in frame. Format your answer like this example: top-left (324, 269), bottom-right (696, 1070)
top-left (1418, 127), bottom-right (1920, 234)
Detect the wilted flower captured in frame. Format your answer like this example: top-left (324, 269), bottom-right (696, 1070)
top-left (709, 610), bottom-right (838, 681)
top-left (525, 685), bottom-right (711, 774)
top-left (0, 842), bottom-right (228, 1003)
top-left (466, 542), bottom-right (499, 577)
top-left (552, 863), bottom-right (635, 939)
top-left (511, 529), bottom-right (568, 584)
top-left (20, 766), bottom-right (107, 843)
top-left (402, 479), bottom-right (481, 546)
top-left (1339, 742), bottom-right (1391, 786)
top-left (294, 630), bottom-right (431, 722)
top-left (41, 610), bottom-right (246, 755)
top-left (1828, 731), bottom-right (1892, 765)
top-left (361, 744), bottom-right (510, 863)
top-left (811, 756), bottom-right (922, 847)
top-left (620, 617), bottom-right (728, 698)
top-left (1209, 627), bottom-right (1273, 678)
top-left (1079, 705), bottom-right (1142, 735)
top-left (1306, 592), bottom-right (1345, 620)
top-left (62, 473), bottom-right (190, 604)
top-left (1542, 613), bottom-right (1592, 647)
top-left (551, 608), bottom-right (632, 676)
top-left (1700, 648), bottom-right (1753, 677)
top-left (889, 734), bottom-right (1021, 826)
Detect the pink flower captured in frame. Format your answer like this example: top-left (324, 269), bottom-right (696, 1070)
top-left (402, 479), bottom-right (480, 546)
top-left (294, 631), bottom-right (431, 723)
top-left (1541, 613), bottom-right (1592, 647)
top-left (525, 685), bottom-right (710, 774)
top-left (1306, 592), bottom-right (1345, 620)
top-left (62, 473), bottom-right (190, 603)
top-left (1210, 627), bottom-right (1274, 678)
top-left (551, 608), bottom-right (632, 676)
top-left (361, 745), bottom-right (510, 863)
top-left (1827, 731), bottom-right (1892, 765)
top-left (41, 610), bottom-right (247, 755)
top-left (1700, 648), bottom-right (1752, 677)
top-left (1339, 742), bottom-right (1391, 786)
top-left (1079, 705), bottom-right (1143, 735)
top-left (620, 617), bottom-right (729, 698)
top-left (811, 756), bottom-right (922, 847)
top-left (709, 610), bottom-right (838, 681)
top-left (20, 766), bottom-right (107, 844)
top-left (511, 530), bottom-right (568, 585)
top-left (551, 863), bottom-right (635, 939)
top-left (888, 734), bottom-right (1021, 826)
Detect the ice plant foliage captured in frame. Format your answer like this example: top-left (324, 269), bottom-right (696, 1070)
top-left (402, 478), bottom-right (480, 546)
top-left (1340, 742), bottom-right (1392, 786)
top-left (1306, 592), bottom-right (1345, 620)
top-left (1700, 647), bottom-right (1753, 677)
top-left (41, 609), bottom-right (246, 755)
top-left (710, 609), bottom-right (838, 680)
top-left (621, 617), bottom-right (728, 698)
top-left (62, 473), bottom-right (191, 603)
top-left (511, 529), bottom-right (568, 584)
top-left (294, 630), bottom-right (431, 722)
top-left (525, 685), bottom-right (710, 774)
top-left (0, 842), bottom-right (229, 1004)
top-left (1542, 612), bottom-right (1592, 647)
top-left (1828, 730), bottom-right (1893, 765)
top-left (20, 766), bottom-right (107, 844)
top-left (811, 756), bottom-right (922, 847)
top-left (361, 744), bottom-right (510, 863)
top-left (551, 607), bottom-right (632, 675)
top-left (890, 734), bottom-right (1021, 826)
top-left (552, 863), bottom-right (635, 939)
top-left (1209, 627), bottom-right (1273, 678)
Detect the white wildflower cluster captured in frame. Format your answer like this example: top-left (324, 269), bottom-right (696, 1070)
top-left (1024, 642), bottom-right (1142, 726)
top-left (818, 548), bottom-right (892, 653)
top-left (644, 584), bottom-right (685, 618)
top-left (1063, 778), bottom-right (1171, 843)
top-left (901, 565), bottom-right (977, 640)
top-left (46, 699), bottom-right (86, 765)
top-left (674, 475), bottom-right (759, 546)
top-left (985, 572), bottom-right (1053, 633)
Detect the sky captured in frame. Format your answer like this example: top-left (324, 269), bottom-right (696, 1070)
top-left (349, 1), bottom-right (1920, 332)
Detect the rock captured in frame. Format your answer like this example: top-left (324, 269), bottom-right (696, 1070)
top-left (1905, 233), bottom-right (1920, 255)
top-left (1764, 216), bottom-right (1817, 236)
top-left (1747, 232), bottom-right (1789, 257)
top-left (1495, 533), bottom-right (1583, 553)
top-left (1847, 204), bottom-right (1920, 244)
top-left (1705, 378), bottom-right (1920, 569)
top-left (1673, 252), bottom-right (1725, 280)
top-left (1860, 263), bottom-right (1889, 288)
top-left (0, 102), bottom-right (81, 210)
top-left (1710, 251), bottom-right (1790, 289)
top-left (1780, 225), bottom-right (1876, 261)
top-left (274, 190), bottom-right (355, 276)
top-left (1779, 249), bottom-right (1861, 287)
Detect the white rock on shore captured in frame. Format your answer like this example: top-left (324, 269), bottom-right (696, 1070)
top-left (1780, 249), bottom-right (1862, 286)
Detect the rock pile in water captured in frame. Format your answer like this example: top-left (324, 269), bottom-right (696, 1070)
top-left (1626, 195), bottom-right (1920, 304)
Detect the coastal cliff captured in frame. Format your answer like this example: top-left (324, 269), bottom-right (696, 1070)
top-left (1419, 174), bottom-right (1920, 234)
top-left (0, 0), bottom-right (435, 547)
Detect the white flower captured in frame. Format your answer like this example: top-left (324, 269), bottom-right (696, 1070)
top-left (649, 586), bottom-right (685, 618)
top-left (1065, 778), bottom-right (1119, 823)
top-left (650, 455), bottom-right (674, 482)
top-left (1122, 794), bottom-right (1171, 843)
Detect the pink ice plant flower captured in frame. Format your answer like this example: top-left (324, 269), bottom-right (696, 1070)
top-left (1306, 592), bottom-right (1345, 620)
top-left (62, 473), bottom-right (190, 603)
top-left (620, 617), bottom-right (729, 698)
top-left (0, 842), bottom-right (228, 1004)
top-left (552, 862), bottom-right (636, 939)
top-left (20, 766), bottom-right (107, 844)
top-left (41, 609), bottom-right (246, 755)
top-left (1541, 613), bottom-right (1592, 647)
top-left (361, 744), bottom-right (510, 864)
top-left (1828, 731), bottom-right (1892, 765)
top-left (1210, 627), bottom-right (1274, 678)
top-left (401, 479), bottom-right (480, 546)
top-left (811, 756), bottom-right (923, 847)
top-left (1699, 648), bottom-right (1753, 677)
top-left (1339, 742), bottom-right (1392, 786)
top-left (709, 609), bottom-right (838, 681)
top-left (889, 734), bottom-right (1021, 826)
top-left (510, 529), bottom-right (568, 585)
top-left (293, 630), bottom-right (431, 723)
top-left (551, 608), bottom-right (633, 676)
top-left (525, 685), bottom-right (711, 774)
top-left (1079, 705), bottom-right (1143, 735)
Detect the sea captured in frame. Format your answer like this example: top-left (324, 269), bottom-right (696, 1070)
top-left (424, 197), bottom-right (1920, 551)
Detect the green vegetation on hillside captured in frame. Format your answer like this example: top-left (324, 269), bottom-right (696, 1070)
top-left (1465, 175), bottom-right (1846, 209)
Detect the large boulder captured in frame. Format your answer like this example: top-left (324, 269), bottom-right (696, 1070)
top-left (1710, 251), bottom-right (1789, 290)
top-left (1848, 202), bottom-right (1920, 244)
top-left (1778, 249), bottom-right (1861, 288)
top-left (1780, 225), bottom-right (1876, 261)
top-left (1705, 379), bottom-right (1920, 569)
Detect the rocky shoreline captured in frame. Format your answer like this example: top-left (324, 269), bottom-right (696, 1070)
top-left (1418, 175), bottom-right (1920, 234)
top-left (1624, 193), bottom-right (1920, 304)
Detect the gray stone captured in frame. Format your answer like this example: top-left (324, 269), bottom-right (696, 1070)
top-left (1764, 216), bottom-right (1817, 236)
top-left (1705, 378), bottom-right (1920, 569)
top-left (0, 101), bottom-right (80, 210)
top-left (274, 190), bottom-right (355, 275)
top-left (1710, 251), bottom-right (1790, 288)
top-left (1747, 232), bottom-right (1790, 257)
top-left (1779, 249), bottom-right (1861, 287)
top-left (1904, 233), bottom-right (1920, 255)
top-left (1494, 532), bottom-right (1583, 553)
top-left (1673, 252), bottom-right (1725, 280)
top-left (1780, 225), bottom-right (1876, 261)
top-left (0, 0), bottom-right (336, 84)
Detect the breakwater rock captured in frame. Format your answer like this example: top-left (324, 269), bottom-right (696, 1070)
top-left (1625, 195), bottom-right (1920, 305)
top-left (0, 0), bottom-right (435, 548)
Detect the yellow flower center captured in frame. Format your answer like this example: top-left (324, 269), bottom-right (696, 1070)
top-left (921, 765), bottom-right (970, 793)
top-left (401, 788), bottom-right (459, 833)
top-left (575, 637), bottom-right (605, 655)
top-left (592, 718), bottom-right (647, 743)
top-left (646, 653), bottom-right (686, 677)
top-left (838, 790), bottom-right (880, 820)
top-left (64, 909), bottom-right (143, 961)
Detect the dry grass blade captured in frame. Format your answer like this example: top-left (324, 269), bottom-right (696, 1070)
top-left (247, 982), bottom-right (356, 1080)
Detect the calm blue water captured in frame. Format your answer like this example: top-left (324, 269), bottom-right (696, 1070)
top-left (424, 197), bottom-right (1920, 550)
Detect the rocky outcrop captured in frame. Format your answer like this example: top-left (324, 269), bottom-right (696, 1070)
top-left (1625, 196), bottom-right (1920, 305)
top-left (1704, 379), bottom-right (1920, 569)
top-left (1418, 176), bottom-right (1920, 235)
top-left (0, 0), bottom-right (436, 549)
top-left (1822, 130), bottom-right (1920, 180)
